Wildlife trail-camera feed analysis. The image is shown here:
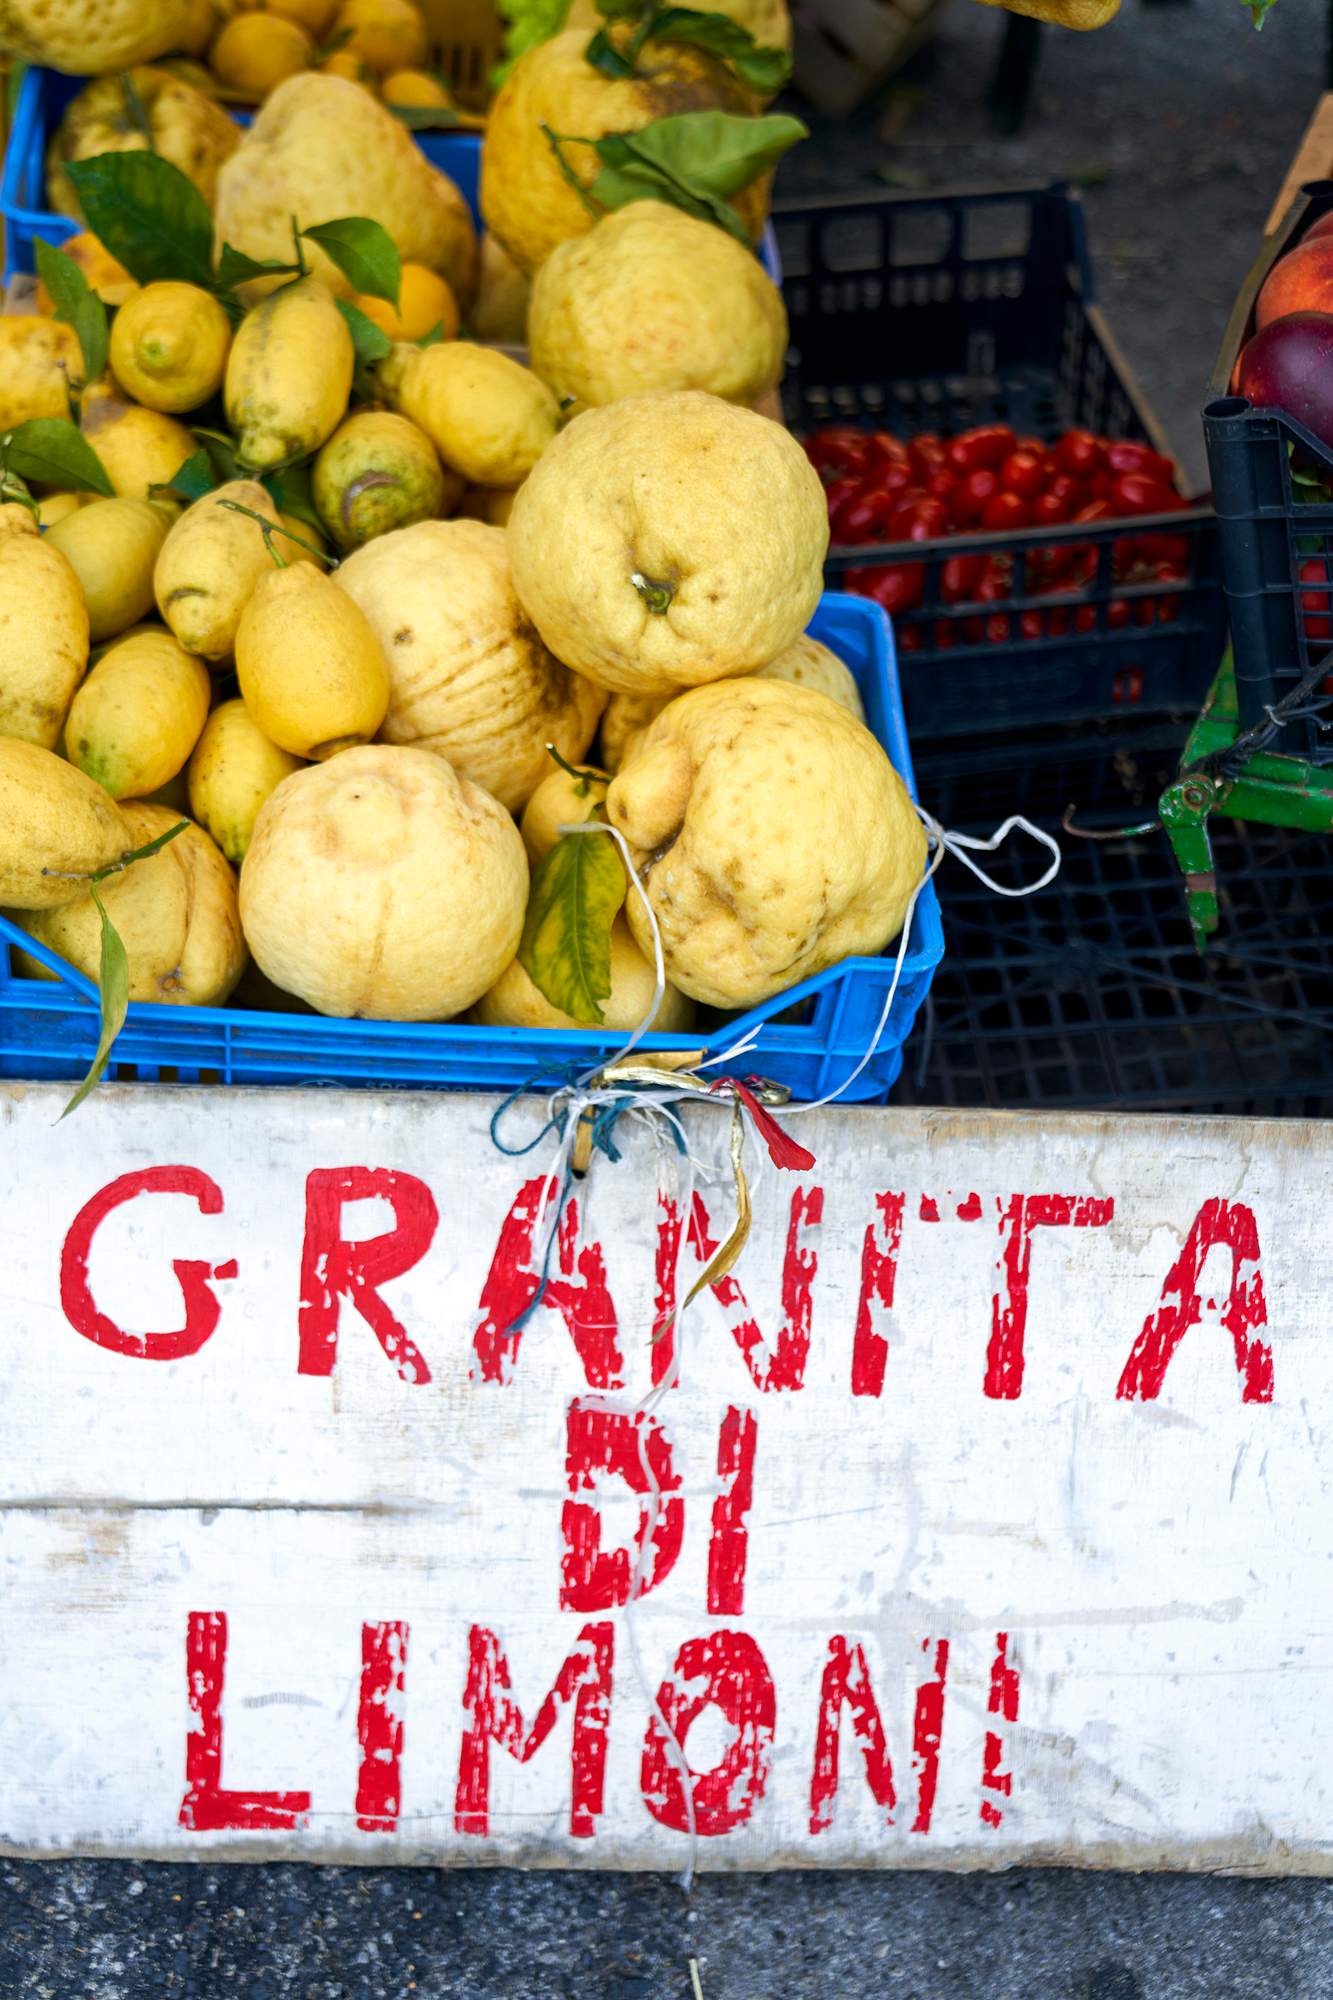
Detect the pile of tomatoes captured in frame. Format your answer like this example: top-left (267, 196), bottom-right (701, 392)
top-left (804, 422), bottom-right (1193, 650)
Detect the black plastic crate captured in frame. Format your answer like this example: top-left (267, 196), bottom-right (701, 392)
top-left (773, 185), bottom-right (1224, 741)
top-left (1204, 178), bottom-right (1333, 759)
top-left (900, 717), bottom-right (1333, 1117)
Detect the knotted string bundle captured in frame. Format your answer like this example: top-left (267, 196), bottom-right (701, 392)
top-left (488, 806), bottom-right (1057, 1887)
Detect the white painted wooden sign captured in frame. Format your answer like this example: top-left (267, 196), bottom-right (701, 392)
top-left (0, 1082), bottom-right (1326, 1871)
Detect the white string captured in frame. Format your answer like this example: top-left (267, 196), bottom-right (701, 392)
top-left (510, 803), bottom-right (1060, 1888)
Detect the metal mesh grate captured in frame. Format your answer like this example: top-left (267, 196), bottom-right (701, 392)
top-left (901, 722), bottom-right (1333, 1116)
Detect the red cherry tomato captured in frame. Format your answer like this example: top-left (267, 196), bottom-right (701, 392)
top-left (887, 496), bottom-right (951, 542)
top-left (908, 435), bottom-right (947, 482)
top-left (952, 468), bottom-right (1000, 526)
top-left (934, 619), bottom-right (957, 651)
top-left (1110, 472), bottom-right (1187, 517)
top-left (824, 475), bottom-right (862, 521)
top-left (941, 554), bottom-right (985, 603)
top-left (1056, 429), bottom-right (1105, 478)
top-left (831, 490), bottom-right (893, 543)
top-left (982, 491), bottom-right (1031, 532)
top-left (1046, 606), bottom-right (1071, 638)
top-left (984, 613), bottom-right (1012, 645)
top-left (865, 563), bottom-right (927, 616)
top-left (1032, 490), bottom-right (1069, 528)
top-left (945, 425), bottom-right (1016, 473)
top-left (864, 431), bottom-right (910, 469)
top-left (806, 427), bottom-right (872, 480)
top-left (1000, 449), bottom-right (1046, 500)
top-left (928, 470), bottom-right (957, 507)
top-left (1105, 440), bottom-right (1177, 487)
top-left (1019, 609), bottom-right (1046, 641)
top-left (1107, 599), bottom-right (1130, 630)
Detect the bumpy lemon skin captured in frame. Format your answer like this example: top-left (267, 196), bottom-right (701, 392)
top-left (0, 513), bottom-right (90, 750)
top-left (334, 518), bottom-right (603, 812)
top-left (506, 389), bottom-right (829, 697)
top-left (608, 677), bottom-right (928, 1010)
top-left (0, 737), bottom-right (129, 910)
top-left (528, 202), bottom-right (788, 413)
top-left (17, 801), bottom-right (246, 1007)
top-left (239, 744), bottom-right (530, 1020)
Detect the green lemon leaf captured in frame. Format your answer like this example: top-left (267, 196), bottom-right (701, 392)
top-left (156, 447), bottom-right (217, 505)
top-left (2, 419), bottom-right (114, 495)
top-left (518, 828), bottom-right (627, 1025)
top-left (64, 153), bottom-right (215, 290)
top-left (645, 9), bottom-right (791, 91)
top-left (58, 819), bottom-right (191, 1117)
top-left (416, 320), bottom-right (449, 347)
top-left (303, 217), bottom-right (401, 307)
top-left (262, 459), bottom-right (324, 533)
top-left (33, 239), bottom-right (110, 384)
top-left (585, 25), bottom-right (637, 74)
top-left (71, 292), bottom-right (109, 386)
top-left (33, 238), bottom-right (88, 321)
top-left (59, 883), bottom-right (129, 1120)
top-left (336, 297), bottom-right (395, 397)
top-left (616, 109), bottom-right (807, 201)
top-left (216, 241), bottom-right (299, 291)
top-left (191, 427), bottom-right (243, 483)
top-left (387, 103), bottom-right (465, 129)
top-left (591, 153), bottom-right (750, 241)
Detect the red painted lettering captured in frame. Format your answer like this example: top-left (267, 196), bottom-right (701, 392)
top-left (707, 1405), bottom-right (758, 1616)
top-left (987, 1194), bottom-right (1114, 1398)
top-left (61, 1166), bottom-right (232, 1361)
top-left (641, 1631), bottom-right (776, 1836)
top-left (356, 1620), bottom-right (409, 1834)
top-left (473, 1178), bottom-right (623, 1389)
top-left (1116, 1198), bottom-right (1273, 1403)
top-left (980, 1631), bottom-right (1020, 1828)
top-left (653, 1187), bottom-right (823, 1392)
top-left (455, 1623), bottom-right (614, 1838)
top-left (851, 1192), bottom-right (905, 1397)
top-left (298, 1168), bottom-right (437, 1385)
top-left (179, 1612), bottom-right (310, 1833)
top-left (560, 1399), bottom-right (683, 1612)
top-left (809, 1636), bottom-right (896, 1834)
top-left (910, 1637), bottom-right (950, 1834)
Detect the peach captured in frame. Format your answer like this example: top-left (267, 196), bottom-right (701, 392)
top-left (1257, 237), bottom-right (1333, 328)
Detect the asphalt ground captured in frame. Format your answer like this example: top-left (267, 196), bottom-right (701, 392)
top-left (6, 3), bottom-right (1333, 1992)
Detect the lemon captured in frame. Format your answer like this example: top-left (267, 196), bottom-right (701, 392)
top-left (609, 679), bottom-right (927, 1010)
top-left (313, 410), bottom-right (454, 550)
top-left (519, 761), bottom-right (610, 868)
top-left (507, 390), bottom-right (828, 697)
top-left (0, 513), bottom-right (90, 751)
top-left (188, 698), bottom-right (304, 864)
top-left (334, 518), bottom-right (603, 812)
top-left (33, 231), bottom-right (137, 312)
top-left (79, 383), bottom-right (197, 503)
top-left (375, 340), bottom-right (558, 487)
top-left (239, 745), bottom-right (529, 1019)
top-left (333, 0), bottom-right (428, 74)
top-left (210, 12), bottom-right (314, 95)
top-left (0, 738), bottom-right (129, 911)
top-left (474, 917), bottom-right (695, 1032)
top-left (109, 281), bottom-right (232, 414)
top-left (381, 66), bottom-right (452, 106)
top-left (236, 562), bottom-right (391, 759)
top-left (47, 498), bottom-right (175, 645)
top-left (528, 201), bottom-right (788, 412)
top-left (351, 262), bottom-right (459, 342)
top-left (481, 26), bottom-right (763, 276)
top-left (66, 629), bottom-right (212, 800)
top-left (17, 802), bottom-right (246, 1008)
top-left (236, 0), bottom-right (340, 31)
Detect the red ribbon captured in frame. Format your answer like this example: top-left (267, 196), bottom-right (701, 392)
top-left (714, 1079), bottom-right (817, 1172)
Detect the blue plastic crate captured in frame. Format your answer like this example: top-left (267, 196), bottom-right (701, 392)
top-left (2, 66), bottom-right (780, 284)
top-left (0, 595), bottom-right (943, 1103)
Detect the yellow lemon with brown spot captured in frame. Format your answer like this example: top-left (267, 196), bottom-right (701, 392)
top-left (66, 629), bottom-right (212, 801)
